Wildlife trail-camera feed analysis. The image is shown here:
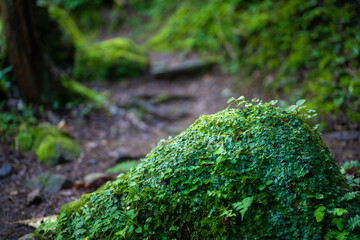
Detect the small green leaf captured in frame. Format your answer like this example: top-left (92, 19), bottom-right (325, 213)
top-left (331, 218), bottom-right (344, 231)
top-left (169, 226), bottom-right (179, 231)
top-left (233, 197), bottom-right (254, 220)
top-left (214, 146), bottom-right (226, 155)
top-left (286, 105), bottom-right (297, 113)
top-left (216, 155), bottom-right (227, 164)
top-left (227, 97), bottom-right (236, 103)
top-left (314, 206), bottom-right (326, 222)
top-left (170, 178), bottom-right (179, 184)
top-left (315, 193), bottom-right (324, 199)
top-left (266, 180), bottom-right (273, 185)
top-left (135, 226), bottom-right (142, 233)
top-left (269, 100), bottom-right (278, 105)
top-left (296, 99), bottom-right (306, 106)
top-left (333, 208), bottom-right (348, 216)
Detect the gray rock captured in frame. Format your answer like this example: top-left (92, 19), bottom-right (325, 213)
top-left (25, 177), bottom-right (43, 190)
top-left (0, 163), bottom-right (12, 177)
top-left (45, 173), bottom-right (67, 193)
top-left (27, 189), bottom-right (42, 206)
top-left (18, 233), bottom-right (35, 240)
top-left (83, 172), bottom-right (114, 189)
top-left (45, 110), bottom-right (60, 124)
top-left (26, 171), bottom-right (71, 193)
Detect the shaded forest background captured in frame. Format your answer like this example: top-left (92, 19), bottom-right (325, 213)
top-left (1, 0), bottom-right (359, 128)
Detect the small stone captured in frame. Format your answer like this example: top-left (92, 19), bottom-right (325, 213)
top-left (10, 190), bottom-right (18, 196)
top-left (86, 141), bottom-right (97, 149)
top-left (0, 163), bottom-right (12, 177)
top-left (27, 189), bottom-right (42, 206)
top-left (18, 233), bottom-right (35, 240)
top-left (26, 171), bottom-right (70, 193)
top-left (46, 110), bottom-right (60, 124)
top-left (88, 159), bottom-right (98, 166)
top-left (83, 172), bottom-right (114, 189)
top-left (44, 173), bottom-right (67, 193)
top-left (25, 177), bottom-right (43, 190)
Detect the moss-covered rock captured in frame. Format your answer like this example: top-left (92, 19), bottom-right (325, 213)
top-left (74, 38), bottom-right (148, 82)
top-left (46, 98), bottom-right (360, 239)
top-left (32, 123), bottom-right (81, 166)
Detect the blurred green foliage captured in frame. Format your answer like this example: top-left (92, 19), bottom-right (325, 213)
top-left (74, 38), bottom-right (148, 81)
top-left (0, 106), bottom-right (36, 143)
top-left (0, 66), bottom-right (12, 98)
top-left (139, 0), bottom-right (360, 128)
top-left (38, 0), bottom-right (120, 35)
top-left (48, 7), bottom-right (86, 47)
top-left (37, 0), bottom-right (98, 10)
top-left (43, 4), bottom-right (148, 82)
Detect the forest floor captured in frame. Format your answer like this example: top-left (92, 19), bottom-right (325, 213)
top-left (1, 53), bottom-right (360, 239)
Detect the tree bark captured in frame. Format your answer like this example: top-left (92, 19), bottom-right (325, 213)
top-left (0, 0), bottom-right (68, 106)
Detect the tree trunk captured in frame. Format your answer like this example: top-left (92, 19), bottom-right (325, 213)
top-left (0, 0), bottom-right (68, 106)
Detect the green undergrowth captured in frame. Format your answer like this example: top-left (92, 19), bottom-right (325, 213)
top-left (74, 38), bottom-right (148, 82)
top-left (46, 6), bottom-right (148, 82)
top-left (0, 107), bottom-right (36, 143)
top-left (48, 7), bottom-right (87, 47)
top-left (61, 78), bottom-right (106, 107)
top-left (0, 104), bottom-right (84, 165)
top-left (40, 0), bottom-right (122, 37)
top-left (141, 0), bottom-right (360, 127)
top-left (38, 97), bottom-right (360, 239)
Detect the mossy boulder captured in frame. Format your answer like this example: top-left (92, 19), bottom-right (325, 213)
top-left (32, 123), bottom-right (81, 166)
top-left (74, 38), bottom-right (148, 81)
top-left (47, 98), bottom-right (360, 239)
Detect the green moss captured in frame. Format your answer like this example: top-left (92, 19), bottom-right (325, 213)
top-left (74, 38), bottom-right (148, 81)
top-left (45, 98), bottom-right (360, 239)
top-left (32, 123), bottom-right (81, 166)
top-left (49, 7), bottom-right (86, 47)
top-left (60, 193), bottom-right (92, 216)
top-left (61, 78), bottom-right (106, 106)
